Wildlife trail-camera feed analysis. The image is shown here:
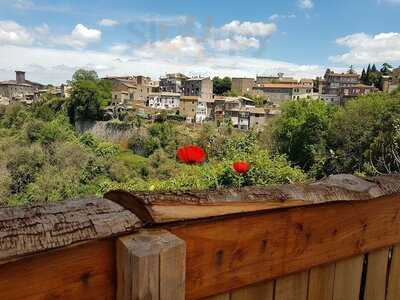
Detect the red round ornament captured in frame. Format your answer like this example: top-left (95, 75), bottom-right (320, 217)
top-left (232, 161), bottom-right (250, 174)
top-left (176, 145), bottom-right (206, 165)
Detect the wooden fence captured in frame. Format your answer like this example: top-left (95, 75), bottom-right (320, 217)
top-left (1, 174), bottom-right (400, 299)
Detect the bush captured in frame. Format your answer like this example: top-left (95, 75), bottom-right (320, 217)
top-left (6, 144), bottom-right (45, 194)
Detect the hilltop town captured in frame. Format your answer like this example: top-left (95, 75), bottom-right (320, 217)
top-left (1, 65), bottom-right (399, 130)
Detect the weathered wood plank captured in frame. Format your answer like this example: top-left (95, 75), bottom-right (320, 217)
top-left (116, 230), bottom-right (186, 300)
top-left (308, 262), bottom-right (335, 300)
top-left (387, 245), bottom-right (400, 300)
top-left (105, 174), bottom-right (400, 223)
top-left (117, 234), bottom-right (159, 300)
top-left (203, 294), bottom-right (230, 300)
top-left (0, 198), bottom-right (141, 264)
top-left (275, 271), bottom-right (308, 300)
top-left (0, 239), bottom-right (115, 300)
top-left (332, 255), bottom-right (364, 300)
top-left (159, 232), bottom-right (186, 300)
top-left (364, 248), bottom-right (389, 300)
top-left (230, 281), bottom-right (274, 300)
top-left (169, 194), bottom-right (400, 300)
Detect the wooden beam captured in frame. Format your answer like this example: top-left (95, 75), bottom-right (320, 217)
top-left (105, 174), bottom-right (400, 224)
top-left (0, 239), bottom-right (115, 300)
top-left (0, 198), bottom-right (142, 265)
top-left (167, 194), bottom-right (400, 300)
top-left (116, 230), bottom-right (186, 300)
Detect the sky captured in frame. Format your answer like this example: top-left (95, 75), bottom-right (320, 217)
top-left (0, 0), bottom-right (399, 84)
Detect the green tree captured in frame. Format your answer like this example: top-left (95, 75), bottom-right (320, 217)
top-left (380, 63), bottom-right (393, 76)
top-left (273, 99), bottom-right (334, 176)
top-left (213, 77), bottom-right (232, 95)
top-left (71, 69), bottom-right (99, 82)
top-left (327, 92), bottom-right (400, 175)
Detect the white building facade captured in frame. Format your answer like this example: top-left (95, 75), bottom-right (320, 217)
top-left (146, 93), bottom-right (181, 110)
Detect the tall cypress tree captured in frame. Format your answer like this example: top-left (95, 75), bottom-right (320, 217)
top-left (361, 68), bottom-right (367, 84)
top-left (366, 64), bottom-right (371, 85)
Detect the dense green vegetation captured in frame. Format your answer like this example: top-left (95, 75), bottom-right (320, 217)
top-left (273, 89), bottom-right (400, 178)
top-left (0, 101), bottom-right (305, 205)
top-left (0, 69), bottom-right (399, 206)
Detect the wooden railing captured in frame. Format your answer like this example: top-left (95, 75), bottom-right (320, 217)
top-left (0, 174), bottom-right (400, 300)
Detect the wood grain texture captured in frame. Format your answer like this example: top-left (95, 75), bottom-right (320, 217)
top-left (364, 248), bottom-right (389, 300)
top-left (387, 245), bottom-right (400, 300)
top-left (0, 198), bottom-right (141, 264)
top-left (332, 255), bottom-right (364, 300)
top-left (275, 271), bottom-right (308, 300)
top-left (308, 263), bottom-right (335, 300)
top-left (159, 232), bottom-right (186, 300)
top-left (0, 239), bottom-right (115, 300)
top-left (169, 194), bottom-right (400, 300)
top-left (203, 294), bottom-right (230, 300)
top-left (230, 281), bottom-right (274, 300)
top-left (117, 234), bottom-right (159, 300)
top-left (116, 230), bottom-right (186, 300)
top-left (105, 174), bottom-right (400, 223)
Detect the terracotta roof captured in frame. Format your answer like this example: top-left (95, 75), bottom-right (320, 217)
top-left (181, 96), bottom-right (200, 101)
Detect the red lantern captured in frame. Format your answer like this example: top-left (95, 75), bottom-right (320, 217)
top-left (233, 161), bottom-right (250, 174)
top-left (177, 145), bottom-right (206, 165)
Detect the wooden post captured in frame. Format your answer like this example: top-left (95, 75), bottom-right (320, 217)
top-left (116, 229), bottom-right (186, 300)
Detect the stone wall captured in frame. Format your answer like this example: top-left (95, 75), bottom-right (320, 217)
top-left (75, 120), bottom-right (136, 146)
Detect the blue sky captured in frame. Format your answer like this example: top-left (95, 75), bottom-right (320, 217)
top-left (0, 0), bottom-right (399, 84)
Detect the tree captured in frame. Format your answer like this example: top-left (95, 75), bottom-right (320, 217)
top-left (213, 77), bottom-right (232, 95)
top-left (71, 69), bottom-right (99, 83)
top-left (68, 80), bottom-right (103, 122)
top-left (273, 99), bottom-right (335, 177)
top-left (67, 70), bottom-right (111, 122)
top-left (327, 92), bottom-right (400, 175)
top-left (361, 69), bottom-right (367, 84)
top-left (380, 63), bottom-right (393, 76)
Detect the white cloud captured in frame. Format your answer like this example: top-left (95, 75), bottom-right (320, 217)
top-left (135, 36), bottom-right (204, 59)
top-left (13, 0), bottom-right (34, 9)
top-left (209, 36), bottom-right (260, 52)
top-left (34, 23), bottom-right (50, 36)
top-left (379, 0), bottom-right (400, 4)
top-left (219, 21), bottom-right (277, 37)
top-left (0, 20), bottom-right (34, 46)
top-left (109, 43), bottom-right (130, 54)
top-left (269, 14), bottom-right (296, 21)
top-left (139, 15), bottom-right (191, 26)
top-left (98, 18), bottom-right (119, 27)
top-left (0, 44), bottom-right (325, 85)
top-left (56, 24), bottom-right (102, 49)
top-left (298, 0), bottom-right (314, 9)
top-left (330, 32), bottom-right (400, 64)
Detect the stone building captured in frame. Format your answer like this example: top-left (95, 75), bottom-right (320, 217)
top-left (0, 71), bottom-right (44, 103)
top-left (159, 73), bottom-right (188, 93)
top-left (253, 82), bottom-right (314, 104)
top-left (104, 75), bottom-right (158, 104)
top-left (231, 78), bottom-right (255, 96)
top-left (182, 77), bottom-right (213, 100)
top-left (321, 69), bottom-right (376, 104)
top-left (179, 96), bottom-right (214, 123)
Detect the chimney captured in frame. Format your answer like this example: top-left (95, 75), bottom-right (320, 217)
top-left (16, 71), bottom-right (26, 84)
